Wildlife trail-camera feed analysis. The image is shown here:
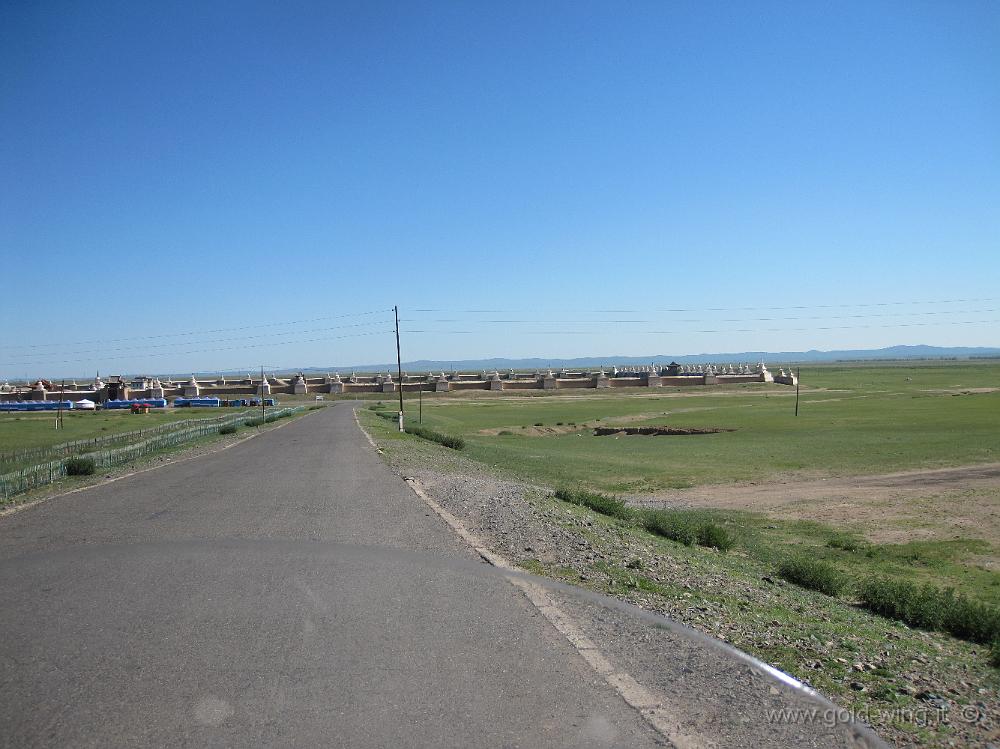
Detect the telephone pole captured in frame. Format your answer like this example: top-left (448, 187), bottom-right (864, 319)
top-left (260, 365), bottom-right (266, 426)
top-left (795, 367), bottom-right (801, 417)
top-left (394, 305), bottom-right (404, 432)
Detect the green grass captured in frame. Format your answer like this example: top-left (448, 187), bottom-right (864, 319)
top-left (406, 424), bottom-right (465, 450)
top-left (637, 508), bottom-right (698, 544)
top-left (0, 407), bottom-right (258, 455)
top-left (394, 362), bottom-right (1000, 491)
top-left (365, 404), bottom-right (1000, 741)
top-left (245, 410), bottom-right (293, 427)
top-left (63, 456), bottom-right (96, 476)
top-left (2, 407), bottom-right (307, 506)
top-left (778, 556), bottom-right (847, 596)
top-left (549, 479), bottom-right (997, 610)
top-left (366, 364), bottom-right (1000, 607)
top-left (369, 406), bottom-right (465, 449)
top-left (553, 487), bottom-right (634, 519)
top-left (709, 509), bottom-right (1000, 606)
top-left (858, 577), bottom-right (1000, 646)
top-left (552, 488), bottom-right (735, 551)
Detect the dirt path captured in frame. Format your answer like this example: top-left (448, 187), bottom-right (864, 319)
top-left (633, 462), bottom-right (1000, 546)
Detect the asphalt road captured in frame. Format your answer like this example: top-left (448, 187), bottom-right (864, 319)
top-left (0, 405), bottom-right (664, 748)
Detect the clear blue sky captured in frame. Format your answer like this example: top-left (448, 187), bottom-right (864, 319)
top-left (2, 1), bottom-right (998, 377)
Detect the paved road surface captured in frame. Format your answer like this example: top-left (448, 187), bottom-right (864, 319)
top-left (0, 405), bottom-right (664, 748)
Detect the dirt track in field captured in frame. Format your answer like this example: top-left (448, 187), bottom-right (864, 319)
top-left (634, 462), bottom-right (1000, 548)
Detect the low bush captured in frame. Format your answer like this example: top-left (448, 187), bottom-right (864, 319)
top-left (991, 639), bottom-right (1000, 668)
top-left (827, 534), bottom-right (869, 553)
top-left (636, 509), bottom-right (734, 551)
top-left (406, 425), bottom-right (465, 450)
top-left (549, 491), bottom-right (736, 552)
top-left (246, 414), bottom-right (281, 426)
top-left (858, 577), bottom-right (1000, 645)
top-left (778, 556), bottom-right (846, 596)
top-left (219, 424), bottom-right (237, 435)
top-left (698, 522), bottom-right (736, 552)
top-left (639, 509), bottom-right (698, 545)
top-left (498, 430), bottom-right (514, 436)
top-left (553, 488), bottom-right (634, 520)
top-left (64, 457), bottom-right (96, 476)
top-left (534, 422), bottom-right (544, 427)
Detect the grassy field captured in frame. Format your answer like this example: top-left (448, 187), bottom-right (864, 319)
top-left (0, 406), bottom-right (265, 455)
top-left (0, 404), bottom-right (318, 506)
top-left (376, 361), bottom-right (1000, 606)
top-left (392, 362), bottom-right (999, 492)
top-left (362, 373), bottom-right (1000, 747)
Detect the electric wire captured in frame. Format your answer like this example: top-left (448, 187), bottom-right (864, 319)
top-left (3, 309), bottom-right (394, 350)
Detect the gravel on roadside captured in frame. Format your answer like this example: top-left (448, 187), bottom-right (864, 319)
top-left (364, 411), bottom-right (1000, 749)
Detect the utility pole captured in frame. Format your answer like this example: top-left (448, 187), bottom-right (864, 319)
top-left (795, 367), bottom-right (801, 417)
top-left (394, 305), bottom-right (404, 432)
top-left (260, 365), bottom-right (266, 426)
top-left (418, 382), bottom-right (422, 424)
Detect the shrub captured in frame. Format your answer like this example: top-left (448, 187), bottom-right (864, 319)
top-left (498, 430), bottom-right (514, 436)
top-left (219, 424), bottom-right (237, 435)
top-left (698, 522), bottom-right (736, 552)
top-left (941, 594), bottom-right (1000, 644)
top-left (246, 413), bottom-right (282, 426)
top-left (65, 457), bottom-right (96, 476)
top-left (858, 578), bottom-right (1000, 645)
top-left (991, 639), bottom-right (1000, 668)
top-left (534, 422), bottom-right (544, 427)
top-left (858, 578), bottom-right (942, 631)
top-left (553, 488), bottom-right (634, 520)
top-left (639, 509), bottom-right (698, 546)
top-left (777, 556), bottom-right (846, 596)
top-left (406, 425), bottom-right (464, 450)
top-left (827, 534), bottom-right (868, 553)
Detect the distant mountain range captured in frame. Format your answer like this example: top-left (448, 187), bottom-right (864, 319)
top-left (291, 345), bottom-right (1000, 374)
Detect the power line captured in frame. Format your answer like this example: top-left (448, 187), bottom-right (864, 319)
top-left (0, 330), bottom-right (395, 369)
top-left (408, 297), bottom-right (998, 315)
top-left (3, 308), bottom-right (394, 351)
top-left (4, 320), bottom-right (392, 360)
top-left (403, 317), bottom-right (1000, 336)
top-left (8, 307), bottom-right (994, 362)
top-left (403, 308), bottom-right (997, 325)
